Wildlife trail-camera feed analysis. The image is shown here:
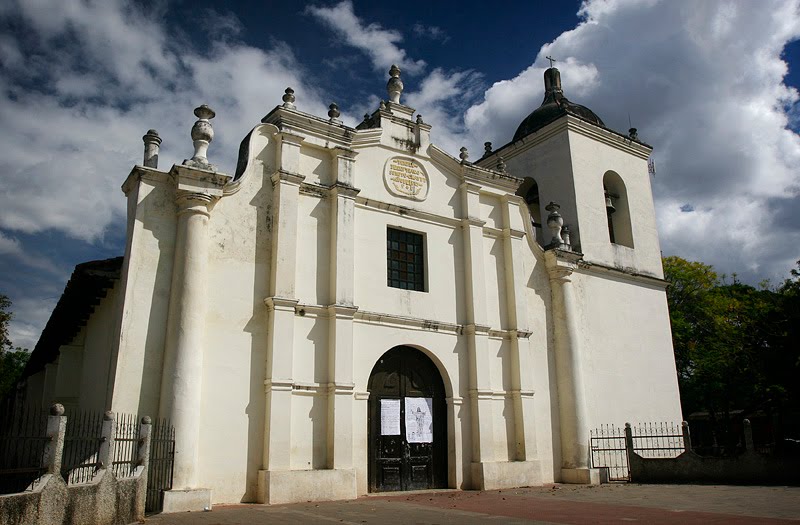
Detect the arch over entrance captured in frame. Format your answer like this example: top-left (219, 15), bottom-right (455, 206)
top-left (367, 346), bottom-right (447, 492)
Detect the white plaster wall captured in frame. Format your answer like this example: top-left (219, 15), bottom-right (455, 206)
top-left (197, 126), bottom-right (275, 504)
top-left (111, 173), bottom-right (176, 417)
top-left (79, 283), bottom-right (120, 412)
top-left (573, 271), bottom-right (682, 427)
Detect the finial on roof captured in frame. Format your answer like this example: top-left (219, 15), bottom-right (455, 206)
top-left (387, 65), bottom-right (403, 104)
top-left (484, 142), bottom-right (492, 156)
top-left (142, 129), bottom-right (162, 169)
top-left (282, 87), bottom-right (296, 108)
top-left (628, 127), bottom-right (639, 140)
top-left (363, 113), bottom-right (370, 121)
top-left (416, 114), bottom-right (423, 124)
top-left (459, 146), bottom-right (469, 164)
top-left (496, 156), bottom-right (506, 173)
top-left (546, 55), bottom-right (557, 68)
top-left (183, 104), bottom-right (217, 172)
top-left (328, 103), bottom-right (341, 122)
top-left (379, 100), bottom-right (387, 112)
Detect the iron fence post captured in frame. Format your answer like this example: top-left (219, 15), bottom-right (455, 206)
top-left (681, 421), bottom-right (692, 452)
top-left (138, 416), bottom-right (152, 469)
top-left (98, 411), bottom-right (116, 469)
top-left (743, 419), bottom-right (754, 453)
top-left (42, 403), bottom-right (67, 476)
top-left (624, 422), bottom-right (633, 479)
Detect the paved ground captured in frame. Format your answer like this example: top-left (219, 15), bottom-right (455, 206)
top-left (144, 484), bottom-right (800, 524)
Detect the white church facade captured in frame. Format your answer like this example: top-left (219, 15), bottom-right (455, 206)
top-left (20, 65), bottom-right (682, 511)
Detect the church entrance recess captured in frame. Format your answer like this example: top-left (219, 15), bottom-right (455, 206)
top-left (368, 346), bottom-right (447, 492)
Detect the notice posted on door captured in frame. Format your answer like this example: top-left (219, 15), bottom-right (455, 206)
top-left (405, 397), bottom-right (433, 443)
top-left (380, 398), bottom-right (401, 435)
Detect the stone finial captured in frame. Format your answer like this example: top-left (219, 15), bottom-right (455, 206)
top-left (104, 411), bottom-right (114, 421)
top-left (328, 103), bottom-right (341, 122)
top-left (142, 129), bottom-right (162, 168)
top-left (459, 146), bottom-right (469, 163)
top-left (561, 225), bottom-right (571, 247)
top-left (183, 104), bottom-right (217, 172)
top-left (387, 65), bottom-right (403, 104)
top-left (416, 114), bottom-right (423, 124)
top-left (545, 201), bottom-right (564, 247)
top-left (363, 113), bottom-right (370, 121)
top-left (496, 156), bottom-right (506, 173)
top-left (628, 127), bottom-right (639, 140)
top-left (484, 142), bottom-right (492, 156)
top-left (141, 416), bottom-right (152, 425)
top-left (379, 100), bottom-right (387, 111)
top-left (50, 403), bottom-right (65, 416)
top-left (282, 87), bottom-right (296, 108)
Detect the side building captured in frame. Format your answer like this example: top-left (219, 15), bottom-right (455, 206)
top-left (19, 65), bottom-right (682, 510)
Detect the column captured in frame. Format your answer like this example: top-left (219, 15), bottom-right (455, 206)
top-left (460, 181), bottom-right (496, 482)
top-left (326, 149), bottom-right (359, 471)
top-left (545, 250), bottom-right (595, 483)
top-left (159, 182), bottom-right (218, 491)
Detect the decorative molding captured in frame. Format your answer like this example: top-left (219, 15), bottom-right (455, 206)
top-left (354, 197), bottom-right (461, 228)
top-left (354, 310), bottom-right (463, 334)
top-left (271, 169), bottom-right (305, 187)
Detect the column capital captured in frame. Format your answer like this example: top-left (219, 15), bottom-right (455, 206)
top-left (544, 249), bottom-right (582, 282)
top-left (331, 145), bottom-right (358, 160)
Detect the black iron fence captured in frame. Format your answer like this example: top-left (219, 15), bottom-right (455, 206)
top-left (61, 409), bottom-right (105, 484)
top-left (112, 412), bottom-right (142, 479)
top-left (146, 418), bottom-right (175, 514)
top-left (0, 401), bottom-right (48, 493)
top-left (590, 422), bottom-right (687, 481)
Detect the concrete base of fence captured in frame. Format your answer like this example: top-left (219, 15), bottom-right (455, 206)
top-left (162, 488), bottom-right (212, 513)
top-left (0, 469), bottom-right (146, 525)
top-left (629, 450), bottom-right (800, 485)
top-left (0, 475), bottom-right (68, 525)
top-left (561, 467), bottom-right (602, 485)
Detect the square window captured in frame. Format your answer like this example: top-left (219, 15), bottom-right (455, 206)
top-left (387, 227), bottom-right (425, 292)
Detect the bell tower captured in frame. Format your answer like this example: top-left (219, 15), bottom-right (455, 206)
top-left (477, 66), bottom-right (663, 278)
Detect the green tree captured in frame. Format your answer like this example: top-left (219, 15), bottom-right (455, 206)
top-left (0, 294), bottom-right (30, 398)
top-left (664, 256), bottom-right (800, 417)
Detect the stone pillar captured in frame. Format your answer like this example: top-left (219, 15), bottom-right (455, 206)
top-left (259, 132), bottom-right (304, 503)
top-left (460, 181), bottom-right (496, 487)
top-left (160, 164), bottom-right (229, 511)
top-left (326, 147), bottom-right (359, 476)
top-left (545, 250), bottom-right (598, 484)
top-left (42, 403), bottom-right (66, 476)
top-left (98, 411), bottom-right (116, 470)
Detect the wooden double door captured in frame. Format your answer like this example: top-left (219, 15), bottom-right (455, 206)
top-left (368, 346), bottom-right (447, 492)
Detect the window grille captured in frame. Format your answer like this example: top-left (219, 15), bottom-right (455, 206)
top-left (387, 228), bottom-right (425, 291)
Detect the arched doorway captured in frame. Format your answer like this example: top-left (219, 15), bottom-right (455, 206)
top-left (367, 346), bottom-right (447, 492)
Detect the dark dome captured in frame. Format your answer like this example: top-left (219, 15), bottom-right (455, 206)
top-left (512, 68), bottom-right (604, 142)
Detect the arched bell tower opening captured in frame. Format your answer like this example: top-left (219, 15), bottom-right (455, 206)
top-left (603, 170), bottom-right (634, 248)
top-left (367, 346), bottom-right (447, 492)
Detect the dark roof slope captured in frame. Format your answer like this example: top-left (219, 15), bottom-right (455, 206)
top-left (23, 257), bottom-right (123, 377)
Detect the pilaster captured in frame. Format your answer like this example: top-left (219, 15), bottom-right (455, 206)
top-left (259, 131), bottom-right (305, 500)
top-left (460, 181), bottom-right (496, 470)
top-left (500, 195), bottom-right (538, 461)
top-left (326, 147), bottom-right (359, 473)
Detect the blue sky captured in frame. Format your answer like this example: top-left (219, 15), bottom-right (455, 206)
top-left (1, 0), bottom-right (799, 349)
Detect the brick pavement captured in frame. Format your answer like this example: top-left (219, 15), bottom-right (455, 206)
top-left (143, 484), bottom-right (800, 524)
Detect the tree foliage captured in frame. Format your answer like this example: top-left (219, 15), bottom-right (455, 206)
top-left (0, 294), bottom-right (29, 398)
top-left (663, 257), bottom-right (800, 419)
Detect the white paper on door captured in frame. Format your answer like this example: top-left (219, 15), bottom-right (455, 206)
top-left (404, 397), bottom-right (433, 443)
top-left (380, 398), bottom-right (401, 435)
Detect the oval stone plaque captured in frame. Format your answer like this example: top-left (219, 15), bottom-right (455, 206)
top-left (384, 157), bottom-right (429, 201)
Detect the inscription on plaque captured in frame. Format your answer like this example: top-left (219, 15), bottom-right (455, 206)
top-left (384, 157), bottom-right (429, 201)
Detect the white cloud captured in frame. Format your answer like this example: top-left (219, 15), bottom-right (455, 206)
top-left (305, 1), bottom-right (426, 75)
